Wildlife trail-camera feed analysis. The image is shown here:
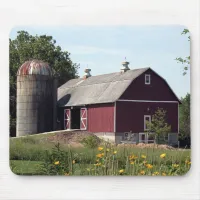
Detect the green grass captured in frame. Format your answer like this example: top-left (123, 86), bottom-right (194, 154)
top-left (9, 133), bottom-right (191, 176)
top-left (10, 160), bottom-right (43, 175)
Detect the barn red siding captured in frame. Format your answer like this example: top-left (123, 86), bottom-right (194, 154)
top-left (116, 101), bottom-right (178, 133)
top-left (87, 103), bottom-right (114, 132)
top-left (120, 69), bottom-right (179, 101)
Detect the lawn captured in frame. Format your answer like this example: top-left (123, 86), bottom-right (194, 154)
top-left (10, 160), bottom-right (43, 175)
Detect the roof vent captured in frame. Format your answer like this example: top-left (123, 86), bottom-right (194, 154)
top-left (120, 58), bottom-right (130, 73)
top-left (83, 68), bottom-right (91, 79)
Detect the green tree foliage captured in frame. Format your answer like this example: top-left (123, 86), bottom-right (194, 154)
top-left (146, 108), bottom-right (171, 144)
top-left (179, 93), bottom-right (190, 139)
top-left (9, 31), bottom-right (80, 136)
top-left (175, 29), bottom-right (190, 75)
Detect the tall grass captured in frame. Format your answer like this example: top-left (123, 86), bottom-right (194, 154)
top-left (10, 136), bottom-right (191, 176)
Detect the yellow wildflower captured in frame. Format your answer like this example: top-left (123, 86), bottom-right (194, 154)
top-left (143, 160), bottom-right (147, 164)
top-left (98, 147), bottom-right (103, 151)
top-left (129, 155), bottom-right (138, 160)
top-left (140, 170), bottom-right (145, 175)
top-left (96, 153), bottom-right (103, 158)
top-left (130, 161), bottom-right (134, 165)
top-left (54, 161), bottom-right (60, 165)
top-left (119, 169), bottom-right (124, 174)
top-left (129, 155), bottom-right (133, 158)
top-left (153, 171), bottom-right (159, 176)
top-left (86, 168), bottom-right (90, 171)
top-left (101, 153), bottom-right (104, 156)
top-left (72, 160), bottom-right (75, 164)
top-left (172, 164), bottom-right (179, 168)
top-left (146, 164), bottom-right (153, 169)
top-left (94, 163), bottom-right (101, 166)
top-left (113, 151), bottom-right (117, 154)
top-left (162, 172), bottom-right (166, 176)
top-left (160, 153), bottom-right (166, 158)
top-left (129, 156), bottom-right (134, 160)
top-left (185, 160), bottom-right (191, 165)
top-left (141, 155), bottom-right (146, 159)
top-left (106, 148), bottom-right (110, 152)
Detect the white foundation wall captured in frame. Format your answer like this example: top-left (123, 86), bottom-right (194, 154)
top-left (93, 132), bottom-right (140, 144)
top-left (93, 132), bottom-right (115, 143)
top-left (93, 132), bottom-right (178, 146)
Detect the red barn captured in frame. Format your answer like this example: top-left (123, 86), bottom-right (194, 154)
top-left (57, 61), bottom-right (181, 145)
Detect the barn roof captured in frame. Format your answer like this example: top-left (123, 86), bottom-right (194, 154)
top-left (57, 67), bottom-right (149, 107)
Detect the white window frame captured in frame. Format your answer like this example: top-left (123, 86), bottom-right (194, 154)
top-left (139, 133), bottom-right (147, 143)
top-left (144, 115), bottom-right (151, 131)
top-left (145, 74), bottom-right (151, 85)
top-left (124, 132), bottom-right (129, 140)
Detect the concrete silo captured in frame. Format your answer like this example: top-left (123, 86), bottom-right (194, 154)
top-left (16, 60), bottom-right (57, 137)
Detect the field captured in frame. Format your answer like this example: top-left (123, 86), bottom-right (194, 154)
top-left (9, 131), bottom-right (191, 176)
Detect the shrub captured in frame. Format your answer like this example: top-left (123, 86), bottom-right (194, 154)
top-left (39, 143), bottom-right (71, 175)
top-left (81, 135), bottom-right (99, 149)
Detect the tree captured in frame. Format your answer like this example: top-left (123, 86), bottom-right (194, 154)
top-left (9, 31), bottom-right (80, 136)
top-left (175, 29), bottom-right (190, 75)
top-left (146, 108), bottom-right (171, 144)
top-left (179, 93), bottom-right (190, 139)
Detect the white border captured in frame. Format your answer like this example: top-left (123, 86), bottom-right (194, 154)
top-left (0, 0), bottom-right (199, 200)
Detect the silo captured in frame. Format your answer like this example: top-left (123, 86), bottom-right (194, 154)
top-left (16, 60), bottom-right (57, 137)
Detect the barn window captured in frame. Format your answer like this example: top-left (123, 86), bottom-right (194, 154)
top-left (144, 115), bottom-right (151, 131)
top-left (145, 74), bottom-right (151, 85)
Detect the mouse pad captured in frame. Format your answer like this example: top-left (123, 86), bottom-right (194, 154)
top-left (9, 25), bottom-right (191, 176)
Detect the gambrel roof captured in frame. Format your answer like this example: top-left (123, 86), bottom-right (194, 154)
top-left (57, 67), bottom-right (181, 107)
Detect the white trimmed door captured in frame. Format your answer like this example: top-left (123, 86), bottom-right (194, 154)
top-left (80, 108), bottom-right (87, 130)
top-left (64, 109), bottom-right (71, 129)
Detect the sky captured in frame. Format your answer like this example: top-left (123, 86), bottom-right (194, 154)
top-left (10, 25), bottom-right (190, 99)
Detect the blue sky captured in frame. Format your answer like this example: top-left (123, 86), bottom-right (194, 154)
top-left (10, 25), bottom-right (190, 98)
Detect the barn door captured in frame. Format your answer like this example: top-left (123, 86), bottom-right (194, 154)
top-left (80, 108), bottom-right (87, 130)
top-left (64, 109), bottom-right (71, 129)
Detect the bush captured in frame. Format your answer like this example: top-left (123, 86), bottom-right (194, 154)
top-left (81, 135), bottom-right (99, 149)
top-left (39, 143), bottom-right (71, 175)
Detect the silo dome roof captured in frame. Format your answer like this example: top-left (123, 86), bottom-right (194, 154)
top-left (17, 60), bottom-right (53, 76)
